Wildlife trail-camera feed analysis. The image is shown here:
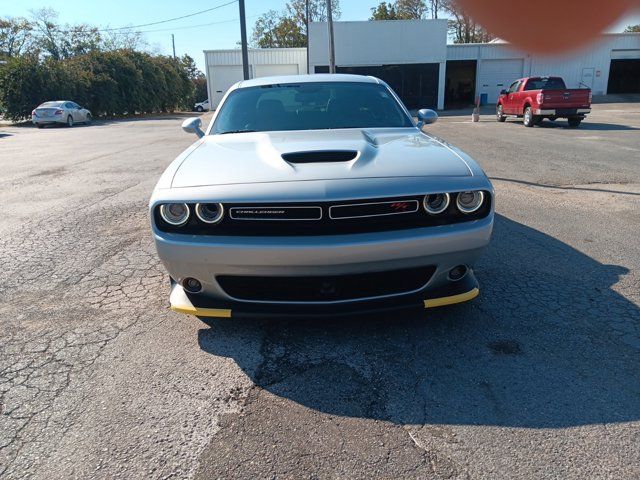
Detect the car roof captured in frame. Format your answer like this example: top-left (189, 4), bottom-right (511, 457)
top-left (236, 73), bottom-right (381, 89)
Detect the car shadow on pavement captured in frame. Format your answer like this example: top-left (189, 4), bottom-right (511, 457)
top-left (198, 214), bottom-right (639, 428)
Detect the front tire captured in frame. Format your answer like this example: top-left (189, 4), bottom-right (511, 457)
top-left (523, 107), bottom-right (537, 127)
top-left (66, 115), bottom-right (74, 127)
top-left (85, 113), bottom-right (92, 125)
top-left (36, 124), bottom-right (44, 129)
top-left (567, 117), bottom-right (582, 128)
top-left (496, 104), bottom-right (506, 122)
top-left (196, 106), bottom-right (204, 112)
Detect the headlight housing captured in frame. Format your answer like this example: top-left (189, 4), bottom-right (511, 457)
top-left (456, 191), bottom-right (484, 214)
top-left (159, 203), bottom-right (190, 226)
top-left (195, 203), bottom-right (224, 224)
top-left (423, 193), bottom-right (450, 215)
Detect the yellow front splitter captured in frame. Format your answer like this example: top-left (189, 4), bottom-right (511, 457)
top-left (170, 304), bottom-right (232, 318)
top-left (424, 287), bottom-right (479, 308)
top-left (169, 276), bottom-right (479, 318)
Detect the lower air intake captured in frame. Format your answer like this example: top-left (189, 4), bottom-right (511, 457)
top-left (217, 266), bottom-right (436, 302)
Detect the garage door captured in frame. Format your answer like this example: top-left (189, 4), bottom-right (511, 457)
top-left (209, 65), bottom-right (244, 109)
top-left (477, 59), bottom-right (524, 103)
top-left (607, 59), bottom-right (640, 94)
top-left (253, 64), bottom-right (299, 78)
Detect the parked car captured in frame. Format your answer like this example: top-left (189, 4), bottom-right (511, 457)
top-left (496, 76), bottom-right (591, 127)
top-left (31, 101), bottom-right (92, 128)
top-left (194, 99), bottom-right (210, 112)
top-left (150, 74), bottom-right (494, 319)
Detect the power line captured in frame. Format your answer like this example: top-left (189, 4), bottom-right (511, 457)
top-left (53, 0), bottom-right (239, 34)
top-left (100, 0), bottom-right (238, 31)
top-left (106, 16), bottom-right (258, 35)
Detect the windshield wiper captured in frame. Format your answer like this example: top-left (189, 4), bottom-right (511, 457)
top-left (219, 129), bottom-right (256, 135)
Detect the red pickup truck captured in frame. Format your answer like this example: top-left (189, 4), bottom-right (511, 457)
top-left (496, 76), bottom-right (591, 128)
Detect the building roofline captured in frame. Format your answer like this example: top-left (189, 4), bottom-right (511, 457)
top-left (446, 31), bottom-right (640, 47)
top-left (203, 47), bottom-right (307, 53)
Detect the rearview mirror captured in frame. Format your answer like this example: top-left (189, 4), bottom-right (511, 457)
top-left (417, 108), bottom-right (438, 128)
top-left (182, 117), bottom-right (204, 138)
top-left (500, 89), bottom-right (508, 95)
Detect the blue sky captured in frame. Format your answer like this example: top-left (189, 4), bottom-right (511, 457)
top-left (2, 0), bottom-right (640, 71)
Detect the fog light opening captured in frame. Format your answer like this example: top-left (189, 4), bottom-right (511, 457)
top-left (183, 277), bottom-right (202, 293)
top-left (448, 265), bottom-right (468, 282)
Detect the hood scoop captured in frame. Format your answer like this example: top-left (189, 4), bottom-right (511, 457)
top-left (282, 150), bottom-right (358, 164)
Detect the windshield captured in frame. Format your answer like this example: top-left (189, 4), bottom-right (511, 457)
top-left (39, 101), bottom-right (65, 108)
top-left (212, 81), bottom-right (413, 134)
top-left (524, 78), bottom-right (566, 90)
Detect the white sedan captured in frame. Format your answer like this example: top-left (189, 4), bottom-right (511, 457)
top-left (31, 101), bottom-right (92, 128)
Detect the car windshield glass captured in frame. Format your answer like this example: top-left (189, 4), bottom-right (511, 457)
top-left (39, 101), bottom-right (65, 108)
top-left (524, 78), bottom-right (566, 90)
top-left (212, 82), bottom-right (413, 134)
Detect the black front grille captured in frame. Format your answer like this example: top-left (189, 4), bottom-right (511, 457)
top-left (154, 192), bottom-right (491, 236)
top-left (217, 266), bottom-right (436, 302)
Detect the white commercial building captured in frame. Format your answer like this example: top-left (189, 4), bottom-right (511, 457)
top-left (204, 48), bottom-right (307, 109)
top-left (204, 20), bottom-right (640, 110)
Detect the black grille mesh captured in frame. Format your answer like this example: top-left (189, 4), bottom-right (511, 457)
top-left (217, 266), bottom-right (436, 302)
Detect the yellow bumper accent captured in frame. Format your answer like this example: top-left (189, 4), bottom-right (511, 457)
top-left (170, 305), bottom-right (232, 318)
top-left (424, 287), bottom-right (479, 308)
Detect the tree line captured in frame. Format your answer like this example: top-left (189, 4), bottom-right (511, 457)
top-left (0, 8), bottom-right (205, 121)
top-left (252, 0), bottom-right (495, 48)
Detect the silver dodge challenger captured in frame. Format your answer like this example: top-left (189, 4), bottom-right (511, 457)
top-left (150, 74), bottom-right (494, 319)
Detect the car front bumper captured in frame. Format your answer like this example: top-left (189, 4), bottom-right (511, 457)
top-left (154, 214), bottom-right (493, 317)
top-left (169, 270), bottom-right (480, 318)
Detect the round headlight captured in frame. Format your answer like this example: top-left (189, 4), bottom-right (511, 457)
top-left (195, 203), bottom-right (224, 224)
top-left (456, 191), bottom-right (484, 213)
top-left (159, 203), bottom-right (190, 226)
top-left (423, 193), bottom-right (450, 214)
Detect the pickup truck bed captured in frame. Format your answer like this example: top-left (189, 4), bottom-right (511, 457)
top-left (496, 77), bottom-right (591, 128)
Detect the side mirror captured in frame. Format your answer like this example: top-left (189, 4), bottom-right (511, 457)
top-left (182, 117), bottom-right (204, 138)
top-left (500, 89), bottom-right (508, 95)
top-left (417, 108), bottom-right (438, 128)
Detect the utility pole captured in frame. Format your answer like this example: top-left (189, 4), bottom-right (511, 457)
top-left (239, 0), bottom-right (250, 80)
top-left (326, 0), bottom-right (335, 73)
top-left (171, 34), bottom-right (176, 59)
top-left (305, 0), bottom-right (310, 74)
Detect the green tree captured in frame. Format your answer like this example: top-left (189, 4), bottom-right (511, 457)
top-left (30, 8), bottom-right (102, 59)
top-left (285, 0), bottom-right (342, 29)
top-left (442, 0), bottom-right (493, 43)
top-left (624, 24), bottom-right (640, 33)
top-left (370, 3), bottom-right (400, 20)
top-left (369, 0), bottom-right (440, 21)
top-left (102, 28), bottom-right (146, 51)
top-left (395, 0), bottom-right (427, 19)
top-left (252, 0), bottom-right (340, 48)
top-left (0, 17), bottom-right (34, 59)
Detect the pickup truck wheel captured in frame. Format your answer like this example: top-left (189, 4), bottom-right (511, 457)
top-left (568, 117), bottom-right (582, 128)
top-left (523, 107), bottom-right (537, 127)
top-left (496, 104), bottom-right (506, 122)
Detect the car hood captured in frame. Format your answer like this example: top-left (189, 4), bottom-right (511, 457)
top-left (171, 128), bottom-right (473, 188)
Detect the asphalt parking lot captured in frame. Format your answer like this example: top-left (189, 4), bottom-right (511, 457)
top-left (1, 103), bottom-right (639, 479)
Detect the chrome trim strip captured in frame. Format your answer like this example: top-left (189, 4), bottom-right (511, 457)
top-left (329, 200), bottom-right (420, 220)
top-left (229, 206), bottom-right (323, 221)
